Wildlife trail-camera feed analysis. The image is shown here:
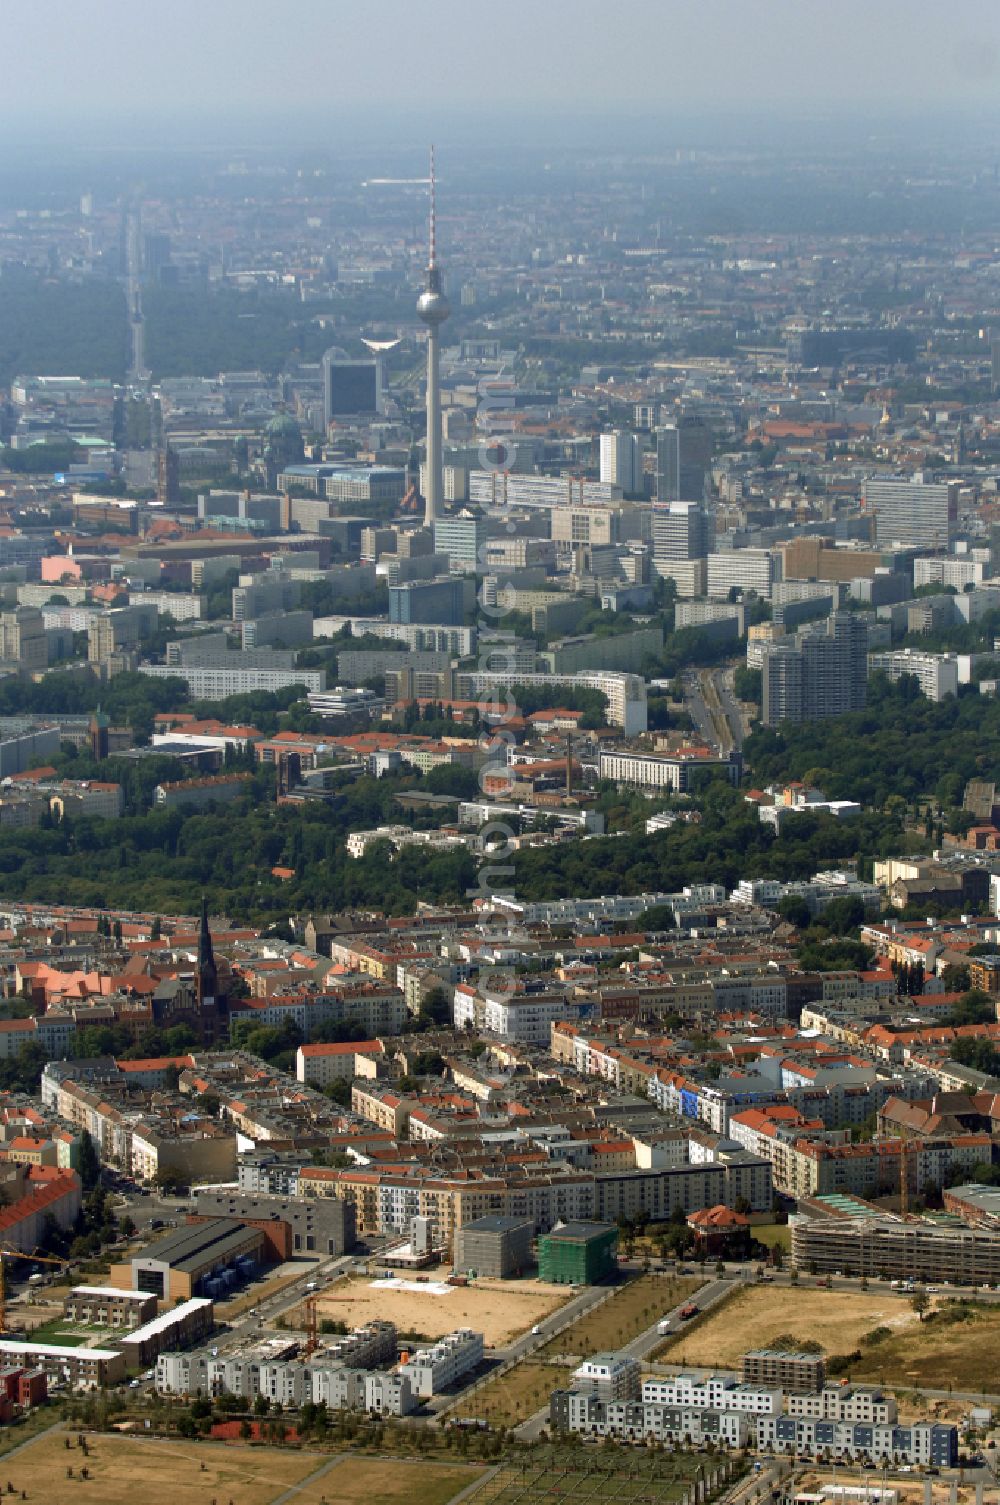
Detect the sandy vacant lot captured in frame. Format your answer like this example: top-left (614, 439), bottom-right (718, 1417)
top-left (0, 1429), bottom-right (319, 1505)
top-left (292, 1457), bottom-right (482, 1505)
top-left (307, 1270), bottom-right (570, 1347)
top-left (658, 1285), bottom-right (922, 1367)
top-left (800, 1471), bottom-right (980, 1505)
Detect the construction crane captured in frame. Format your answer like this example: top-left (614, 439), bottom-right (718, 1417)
top-left (0, 1246), bottom-right (69, 1335)
top-left (303, 1293), bottom-right (319, 1358)
top-left (899, 1127), bottom-right (911, 1221)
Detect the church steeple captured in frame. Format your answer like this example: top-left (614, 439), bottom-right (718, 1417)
top-left (196, 894), bottom-right (218, 1006)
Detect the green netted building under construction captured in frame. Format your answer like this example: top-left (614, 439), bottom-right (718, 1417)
top-left (537, 1220), bottom-right (617, 1285)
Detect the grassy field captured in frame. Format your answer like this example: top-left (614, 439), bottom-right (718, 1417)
top-left (0, 1429), bottom-right (320, 1505)
top-left (837, 1300), bottom-right (1000, 1395)
top-left (537, 1275), bottom-right (703, 1359)
top-left (751, 1223), bottom-right (791, 1251)
top-left (465, 1446), bottom-right (726, 1505)
top-left (450, 1361), bottom-right (569, 1427)
top-left (292, 1456), bottom-right (482, 1505)
top-left (654, 1285), bottom-right (922, 1367)
top-left (300, 1270), bottom-right (570, 1347)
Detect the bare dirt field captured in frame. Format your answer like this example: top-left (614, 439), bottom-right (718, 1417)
top-left (303, 1268), bottom-right (571, 1347)
top-left (292, 1456), bottom-right (482, 1505)
top-left (656, 1285), bottom-right (923, 1367)
top-left (0, 1428), bottom-right (319, 1505)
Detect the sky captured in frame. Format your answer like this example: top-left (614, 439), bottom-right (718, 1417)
top-left (5, 0), bottom-right (1000, 145)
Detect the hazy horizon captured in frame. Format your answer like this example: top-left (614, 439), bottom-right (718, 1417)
top-left (5, 0), bottom-right (1000, 150)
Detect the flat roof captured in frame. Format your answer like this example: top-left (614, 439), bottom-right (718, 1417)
top-left (461, 1215), bottom-right (533, 1234)
top-left (68, 1286), bottom-right (153, 1301)
top-left (0, 1339), bottom-right (121, 1361)
top-left (121, 1297), bottom-right (213, 1346)
top-left (541, 1220), bottom-right (616, 1242)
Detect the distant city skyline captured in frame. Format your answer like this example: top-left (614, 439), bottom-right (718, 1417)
top-left (4, 0), bottom-right (1000, 146)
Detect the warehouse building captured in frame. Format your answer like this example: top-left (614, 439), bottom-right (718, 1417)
top-left (127, 1217), bottom-right (265, 1302)
top-left (454, 1215), bottom-right (533, 1278)
top-left (194, 1190), bottom-right (355, 1257)
top-left (537, 1220), bottom-right (618, 1285)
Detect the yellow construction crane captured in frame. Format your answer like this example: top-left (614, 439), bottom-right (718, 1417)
top-left (0, 1246), bottom-right (69, 1335)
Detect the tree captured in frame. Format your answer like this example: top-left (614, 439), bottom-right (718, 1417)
top-left (77, 1130), bottom-right (101, 1192)
top-left (910, 1286), bottom-right (930, 1322)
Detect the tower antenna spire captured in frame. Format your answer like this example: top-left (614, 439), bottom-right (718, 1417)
top-left (429, 144), bottom-right (437, 269)
top-left (417, 145), bottom-right (449, 529)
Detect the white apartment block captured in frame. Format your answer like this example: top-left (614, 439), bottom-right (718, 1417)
top-left (867, 649), bottom-right (959, 701)
top-left (139, 664), bottom-right (326, 695)
top-left (706, 549), bottom-right (775, 599)
top-left (641, 1374), bottom-right (781, 1415)
top-left (786, 1385), bottom-right (896, 1423)
top-left (399, 1327), bottom-right (484, 1397)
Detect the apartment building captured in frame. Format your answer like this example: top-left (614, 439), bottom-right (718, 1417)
top-left (741, 1349), bottom-right (825, 1394)
top-left (868, 649), bottom-right (959, 701)
top-left (399, 1328), bottom-right (484, 1397)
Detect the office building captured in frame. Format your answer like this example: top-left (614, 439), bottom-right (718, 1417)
top-left (599, 430), bottom-right (643, 496)
top-left (706, 549), bottom-right (774, 599)
top-left (433, 511), bottom-right (487, 570)
top-left (677, 413), bottom-right (713, 500)
top-left (652, 501), bottom-right (711, 564)
top-left (655, 426), bottom-right (680, 503)
top-left (323, 467), bottom-right (405, 506)
top-left (389, 576), bottom-right (465, 626)
top-left (321, 353), bottom-right (380, 427)
top-left (864, 478), bottom-right (958, 550)
top-left (760, 612), bottom-right (868, 726)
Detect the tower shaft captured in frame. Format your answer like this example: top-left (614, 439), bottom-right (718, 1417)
top-left (424, 324), bottom-right (443, 527)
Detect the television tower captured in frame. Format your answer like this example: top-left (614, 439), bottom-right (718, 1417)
top-left (416, 146), bottom-right (450, 528)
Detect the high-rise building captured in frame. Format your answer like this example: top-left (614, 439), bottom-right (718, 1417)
top-left (389, 576), bottom-right (465, 626)
top-left (863, 478), bottom-right (958, 550)
top-left (678, 414), bottom-right (713, 501)
top-left (0, 607), bottom-right (46, 671)
top-left (417, 148), bottom-right (451, 529)
top-left (433, 512), bottom-right (487, 570)
top-left (760, 612), bottom-right (868, 726)
top-left (652, 501), bottom-right (711, 564)
top-left (599, 430), bottom-right (643, 496)
top-left (321, 352), bottom-right (381, 428)
top-left (655, 426), bottom-right (680, 503)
